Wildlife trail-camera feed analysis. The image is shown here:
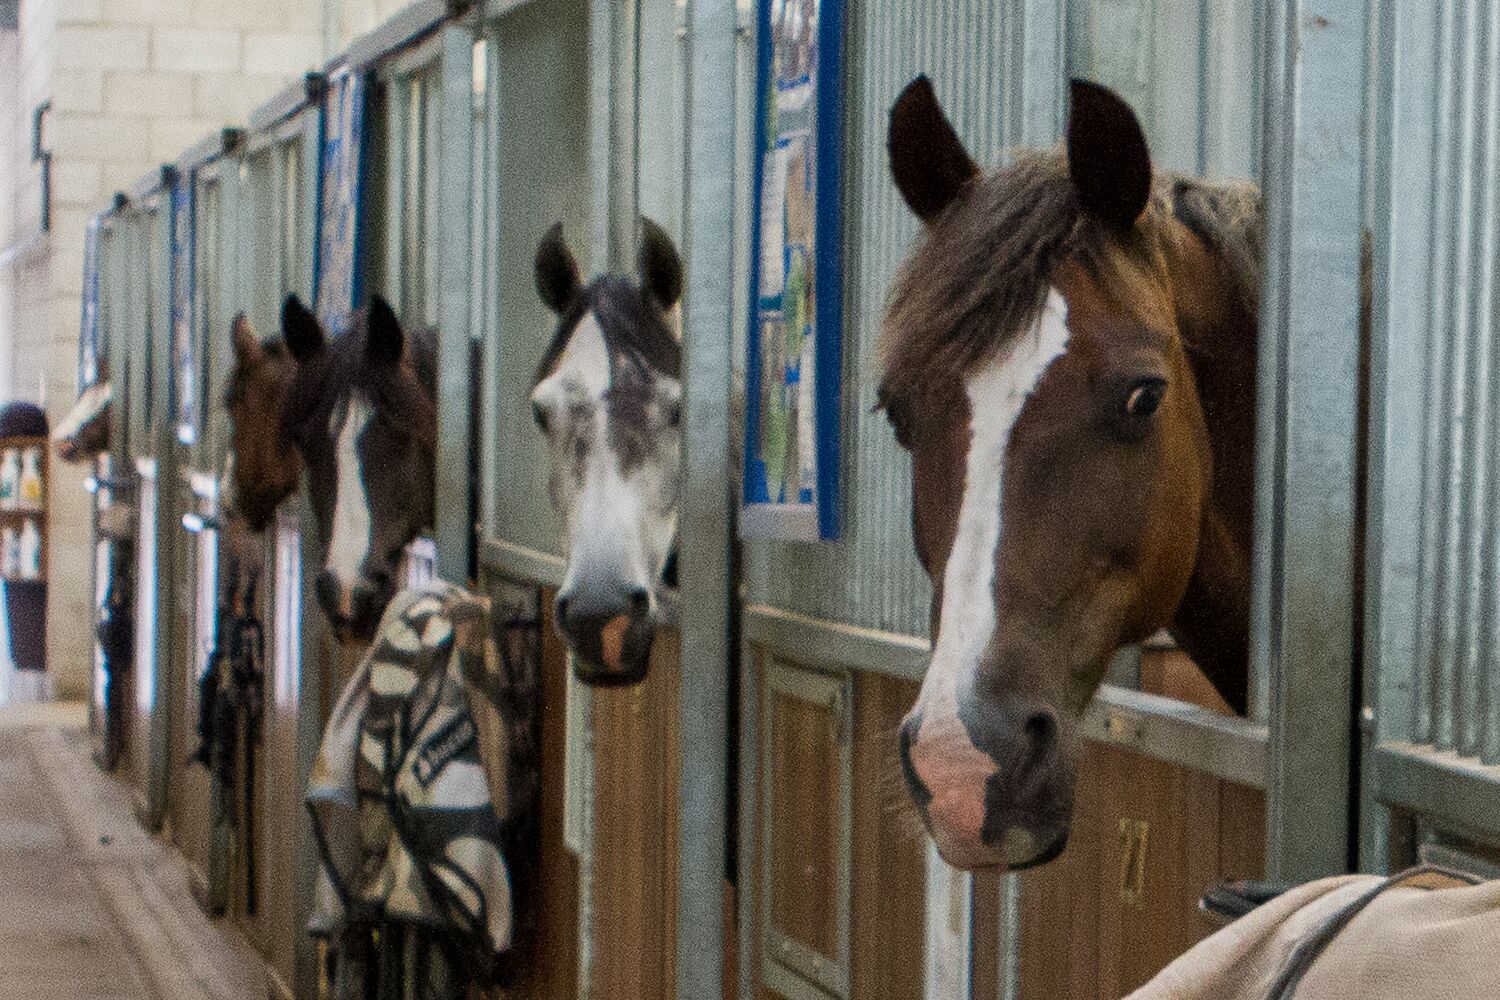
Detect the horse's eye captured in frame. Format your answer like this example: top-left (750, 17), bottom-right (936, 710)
top-left (531, 400), bottom-right (550, 434)
top-left (1122, 378), bottom-right (1166, 424)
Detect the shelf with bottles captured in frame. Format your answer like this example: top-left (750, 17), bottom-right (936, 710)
top-left (0, 436), bottom-right (47, 515)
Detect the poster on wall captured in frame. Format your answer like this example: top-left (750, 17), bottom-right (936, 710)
top-left (77, 216), bottom-right (102, 393)
top-left (316, 68), bottom-right (368, 336)
top-left (170, 176), bottom-right (196, 445)
top-left (741, 0), bottom-right (846, 542)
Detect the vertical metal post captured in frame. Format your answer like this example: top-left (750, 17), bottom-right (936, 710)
top-left (435, 25), bottom-right (475, 582)
top-left (1252, 0), bottom-right (1368, 882)
top-left (678, 0), bottom-right (736, 997)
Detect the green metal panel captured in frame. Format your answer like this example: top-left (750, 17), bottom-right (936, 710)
top-left (1364, 0), bottom-right (1500, 868)
top-left (483, 0), bottom-right (591, 561)
top-left (435, 24), bottom-right (476, 582)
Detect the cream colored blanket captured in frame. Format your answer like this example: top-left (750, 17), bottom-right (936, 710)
top-left (1129, 867), bottom-right (1500, 999)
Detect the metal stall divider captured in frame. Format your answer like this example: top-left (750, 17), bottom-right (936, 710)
top-left (84, 194), bottom-right (133, 773)
top-left (240, 70), bottom-right (326, 1000)
top-left (124, 164), bottom-right (181, 835)
top-left (167, 126), bottom-right (245, 917)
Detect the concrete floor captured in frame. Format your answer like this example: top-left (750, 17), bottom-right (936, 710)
top-left (0, 705), bottom-right (267, 999)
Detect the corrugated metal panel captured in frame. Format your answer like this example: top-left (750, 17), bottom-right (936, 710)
top-left (741, 1), bottom-right (1034, 639)
top-left (484, 0), bottom-right (591, 557)
top-left (1397, 0), bottom-right (1500, 764)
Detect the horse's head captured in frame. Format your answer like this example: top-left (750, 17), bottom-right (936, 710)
top-left (529, 220), bottom-right (683, 686)
top-left (53, 374), bottom-right (112, 464)
top-left (881, 77), bottom-right (1258, 871)
top-left (281, 294), bottom-right (436, 642)
top-left (225, 314), bottom-right (300, 532)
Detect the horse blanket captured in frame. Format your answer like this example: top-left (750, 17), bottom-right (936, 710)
top-left (307, 581), bottom-right (539, 997)
top-left (1129, 865), bottom-right (1500, 999)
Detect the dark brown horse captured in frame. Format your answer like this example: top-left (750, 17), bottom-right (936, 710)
top-left (225, 314), bottom-right (301, 533)
top-left (529, 220), bottom-right (684, 685)
top-left (881, 77), bottom-right (1261, 871)
top-left (280, 294), bottom-right (437, 642)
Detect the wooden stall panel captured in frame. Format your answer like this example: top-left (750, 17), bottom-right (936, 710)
top-left (590, 628), bottom-right (682, 1000)
top-left (849, 672), bottom-right (927, 1000)
top-left (1017, 744), bottom-right (1265, 998)
top-left (478, 577), bottom-right (578, 1000)
top-left (758, 659), bottom-right (851, 1000)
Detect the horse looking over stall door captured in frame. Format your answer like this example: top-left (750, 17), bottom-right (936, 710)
top-left (528, 219), bottom-right (684, 686)
top-left (53, 369), bottom-right (113, 464)
top-left (280, 295), bottom-right (437, 642)
top-left (224, 313), bottom-right (301, 534)
top-left (881, 77), bottom-right (1262, 872)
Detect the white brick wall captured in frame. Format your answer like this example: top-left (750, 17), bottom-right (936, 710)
top-left (0, 0), bottom-right (329, 699)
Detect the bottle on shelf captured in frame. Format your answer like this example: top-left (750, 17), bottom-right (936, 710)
top-left (0, 448), bottom-right (17, 511)
top-left (17, 515), bottom-right (39, 578)
top-left (2, 526), bottom-right (18, 578)
top-left (18, 518), bottom-right (39, 580)
top-left (18, 447), bottom-right (42, 510)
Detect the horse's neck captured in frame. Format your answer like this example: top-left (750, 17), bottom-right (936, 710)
top-left (1168, 248), bottom-right (1259, 715)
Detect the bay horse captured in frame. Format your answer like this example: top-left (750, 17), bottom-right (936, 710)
top-left (280, 294), bottom-right (437, 642)
top-left (529, 219), bottom-right (684, 686)
top-left (882, 77), bottom-right (1262, 871)
top-left (225, 313), bottom-right (301, 533)
top-left (53, 372), bottom-right (112, 464)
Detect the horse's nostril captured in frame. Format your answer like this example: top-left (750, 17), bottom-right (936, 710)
top-left (1023, 710), bottom-right (1058, 754)
top-left (629, 587), bottom-right (650, 613)
top-left (315, 571), bottom-right (342, 615)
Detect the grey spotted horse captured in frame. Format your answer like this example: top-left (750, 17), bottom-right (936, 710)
top-left (307, 581), bottom-right (542, 998)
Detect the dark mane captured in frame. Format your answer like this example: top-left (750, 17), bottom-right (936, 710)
top-left (281, 304), bottom-right (439, 448)
top-left (533, 275), bottom-right (681, 387)
top-left (878, 149), bottom-right (1262, 407)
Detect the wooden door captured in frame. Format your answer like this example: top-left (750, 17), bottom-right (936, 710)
top-left (1015, 744), bottom-right (1265, 997)
top-left (756, 659), bottom-right (853, 1000)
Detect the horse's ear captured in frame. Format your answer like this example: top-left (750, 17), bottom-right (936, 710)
top-left (535, 222), bottom-right (581, 313)
top-left (282, 294), bottom-right (324, 363)
top-left (888, 75), bottom-right (979, 224)
top-left (638, 217), bottom-right (683, 310)
top-left (231, 313), bottom-right (262, 364)
top-left (1067, 79), bottom-right (1152, 231)
top-left (366, 296), bottom-right (404, 367)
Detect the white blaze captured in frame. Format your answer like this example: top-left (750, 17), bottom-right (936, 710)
top-left (531, 312), bottom-right (674, 606)
top-left (915, 288), bottom-right (1071, 725)
top-left (325, 393), bottom-right (375, 587)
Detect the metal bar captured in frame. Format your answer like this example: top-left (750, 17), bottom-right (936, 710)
top-left (676, 0), bottom-right (737, 995)
top-left (434, 25), bottom-right (475, 582)
top-left (345, 0), bottom-right (451, 70)
top-left (248, 72), bottom-right (326, 134)
top-left (1373, 742), bottom-right (1500, 840)
top-left (1081, 686), bottom-right (1270, 790)
top-left (1253, 0), bottom-right (1368, 882)
top-left (176, 127), bottom-right (244, 175)
top-left (478, 537), bottom-right (566, 588)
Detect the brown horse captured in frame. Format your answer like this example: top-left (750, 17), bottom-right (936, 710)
top-left (280, 294), bottom-right (437, 642)
top-left (225, 313), bottom-right (301, 533)
top-left (528, 220), bottom-right (684, 686)
top-left (881, 77), bottom-right (1261, 871)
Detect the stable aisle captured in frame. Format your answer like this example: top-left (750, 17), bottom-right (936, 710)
top-left (0, 707), bottom-right (265, 1000)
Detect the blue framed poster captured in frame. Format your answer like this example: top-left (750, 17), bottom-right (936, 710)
top-left (741, 0), bottom-right (846, 542)
top-left (170, 175), bottom-right (196, 444)
top-left (315, 68), bottom-right (368, 336)
top-left (78, 216), bottom-right (103, 393)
